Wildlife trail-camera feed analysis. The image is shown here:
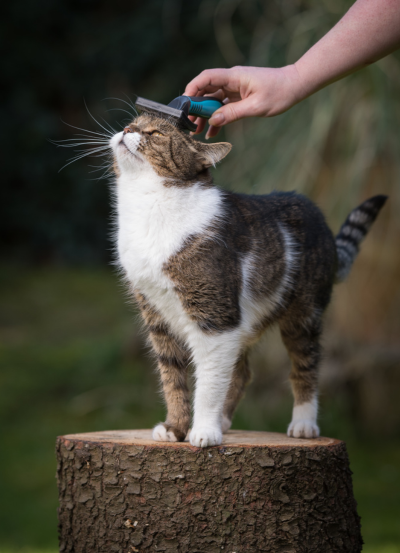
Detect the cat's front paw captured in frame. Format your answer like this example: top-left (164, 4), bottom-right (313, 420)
top-left (189, 426), bottom-right (222, 448)
top-left (287, 419), bottom-right (320, 439)
top-left (152, 424), bottom-right (179, 443)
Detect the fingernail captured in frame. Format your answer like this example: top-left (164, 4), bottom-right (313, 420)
top-left (209, 112), bottom-right (224, 126)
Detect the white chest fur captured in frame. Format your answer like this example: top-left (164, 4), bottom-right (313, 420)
top-left (116, 168), bottom-right (223, 333)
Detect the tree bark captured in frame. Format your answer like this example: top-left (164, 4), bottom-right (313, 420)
top-left (57, 430), bottom-right (362, 553)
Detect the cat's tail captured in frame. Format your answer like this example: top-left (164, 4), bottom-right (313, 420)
top-left (335, 195), bottom-right (388, 282)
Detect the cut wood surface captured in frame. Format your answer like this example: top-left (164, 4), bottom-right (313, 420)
top-left (61, 429), bottom-right (340, 447)
top-left (57, 430), bottom-right (362, 553)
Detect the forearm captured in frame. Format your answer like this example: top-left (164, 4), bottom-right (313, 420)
top-left (294, 0), bottom-right (400, 100)
top-left (185, 0), bottom-right (400, 132)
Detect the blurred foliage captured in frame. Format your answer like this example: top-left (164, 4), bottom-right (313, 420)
top-left (0, 269), bottom-right (399, 551)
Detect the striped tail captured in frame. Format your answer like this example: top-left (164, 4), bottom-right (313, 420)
top-left (335, 195), bottom-right (388, 282)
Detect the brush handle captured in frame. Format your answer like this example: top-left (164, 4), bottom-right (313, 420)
top-left (186, 96), bottom-right (223, 119)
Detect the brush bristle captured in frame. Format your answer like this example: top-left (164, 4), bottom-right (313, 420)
top-left (135, 97), bottom-right (197, 132)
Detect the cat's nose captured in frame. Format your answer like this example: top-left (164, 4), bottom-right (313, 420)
top-left (124, 125), bottom-right (141, 134)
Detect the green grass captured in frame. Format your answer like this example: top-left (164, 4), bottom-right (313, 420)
top-left (6, 549), bottom-right (396, 553)
top-left (0, 268), bottom-right (399, 551)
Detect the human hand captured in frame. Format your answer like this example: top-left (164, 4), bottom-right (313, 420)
top-left (185, 0), bottom-right (400, 139)
top-left (184, 65), bottom-right (305, 138)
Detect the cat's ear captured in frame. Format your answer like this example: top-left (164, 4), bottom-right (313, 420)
top-left (195, 142), bottom-right (232, 168)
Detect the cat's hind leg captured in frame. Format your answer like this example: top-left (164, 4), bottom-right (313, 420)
top-left (222, 350), bottom-right (251, 433)
top-left (279, 314), bottom-right (322, 439)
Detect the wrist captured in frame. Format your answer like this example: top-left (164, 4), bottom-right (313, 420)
top-left (293, 46), bottom-right (344, 99)
top-left (285, 63), bottom-right (311, 105)
top-left (254, 65), bottom-right (309, 117)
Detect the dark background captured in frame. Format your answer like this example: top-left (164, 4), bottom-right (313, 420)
top-left (3, 0), bottom-right (229, 265)
top-left (1, 1), bottom-right (399, 551)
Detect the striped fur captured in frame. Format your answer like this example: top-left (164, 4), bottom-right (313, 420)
top-left (135, 292), bottom-right (191, 442)
top-left (335, 195), bottom-right (388, 282)
top-left (111, 114), bottom-right (388, 446)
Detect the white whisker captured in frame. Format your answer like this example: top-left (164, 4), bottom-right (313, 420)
top-left (51, 137), bottom-right (110, 143)
top-left (100, 116), bottom-right (117, 135)
top-left (52, 141), bottom-right (110, 148)
top-left (107, 107), bottom-right (135, 119)
top-left (60, 119), bottom-right (113, 139)
top-left (123, 93), bottom-right (138, 115)
top-left (84, 99), bottom-right (115, 138)
top-left (58, 146), bottom-right (110, 172)
top-left (104, 96), bottom-right (138, 117)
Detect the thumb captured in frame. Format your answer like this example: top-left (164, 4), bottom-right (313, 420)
top-left (209, 98), bottom-right (253, 127)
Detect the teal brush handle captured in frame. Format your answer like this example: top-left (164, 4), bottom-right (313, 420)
top-left (186, 96), bottom-right (223, 119)
top-left (166, 95), bottom-right (224, 128)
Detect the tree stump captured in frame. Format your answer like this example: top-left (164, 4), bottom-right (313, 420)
top-left (57, 430), bottom-right (362, 553)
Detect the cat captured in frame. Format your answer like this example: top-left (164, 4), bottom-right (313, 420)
top-left (110, 112), bottom-right (387, 448)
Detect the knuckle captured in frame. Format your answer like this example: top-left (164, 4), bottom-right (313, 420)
top-left (227, 104), bottom-right (239, 121)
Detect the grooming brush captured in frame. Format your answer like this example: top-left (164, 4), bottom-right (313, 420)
top-left (135, 95), bottom-right (224, 132)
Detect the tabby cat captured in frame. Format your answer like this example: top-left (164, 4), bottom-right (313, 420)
top-left (110, 113), bottom-right (386, 448)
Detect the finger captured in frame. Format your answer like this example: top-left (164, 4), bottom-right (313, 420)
top-left (191, 90), bottom-right (227, 135)
top-left (185, 85), bottom-right (225, 98)
top-left (208, 98), bottom-right (254, 127)
top-left (184, 68), bottom-right (233, 97)
top-left (205, 125), bottom-right (221, 139)
top-left (188, 91), bottom-right (224, 128)
top-left (190, 117), bottom-right (207, 135)
top-left (204, 89), bottom-right (225, 101)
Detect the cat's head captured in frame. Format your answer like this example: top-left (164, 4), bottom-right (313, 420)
top-left (110, 113), bottom-right (232, 184)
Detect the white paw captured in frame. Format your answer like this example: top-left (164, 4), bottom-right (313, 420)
top-left (287, 419), bottom-right (320, 439)
top-left (152, 424), bottom-right (178, 442)
top-left (189, 426), bottom-right (222, 448)
top-left (221, 416), bottom-right (232, 433)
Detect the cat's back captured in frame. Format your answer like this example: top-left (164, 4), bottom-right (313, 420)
top-left (222, 190), bottom-right (337, 298)
top-left (224, 190), bottom-right (336, 255)
top-left (225, 190), bottom-right (328, 233)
